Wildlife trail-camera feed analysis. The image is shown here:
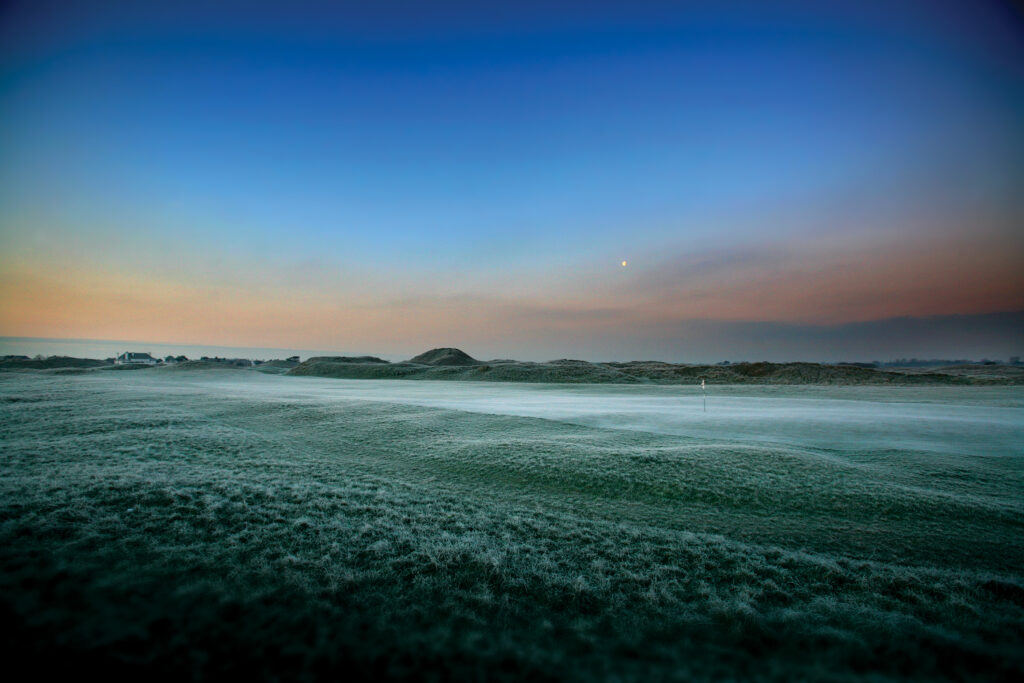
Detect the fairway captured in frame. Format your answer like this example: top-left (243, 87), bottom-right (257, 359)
top-left (2, 370), bottom-right (1023, 680)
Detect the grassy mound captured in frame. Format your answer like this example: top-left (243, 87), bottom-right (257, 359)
top-left (407, 347), bottom-right (480, 366)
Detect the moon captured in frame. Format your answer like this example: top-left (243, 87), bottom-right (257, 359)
top-left (621, 260), bottom-right (628, 267)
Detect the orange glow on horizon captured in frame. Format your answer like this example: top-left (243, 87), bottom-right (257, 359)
top-left (1, 232), bottom-right (1021, 352)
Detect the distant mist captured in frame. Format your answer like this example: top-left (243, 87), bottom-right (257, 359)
top-left (498, 310), bottom-right (1024, 364)
top-left (642, 310), bottom-right (1024, 363)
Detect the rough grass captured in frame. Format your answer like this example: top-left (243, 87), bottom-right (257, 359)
top-left (1, 371), bottom-right (1022, 681)
top-left (289, 358), bottom-right (1022, 385)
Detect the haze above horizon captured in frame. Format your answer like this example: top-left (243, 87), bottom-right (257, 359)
top-left (1, 0), bottom-right (1021, 360)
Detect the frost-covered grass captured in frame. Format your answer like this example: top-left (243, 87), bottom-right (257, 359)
top-left (1, 371), bottom-right (1023, 681)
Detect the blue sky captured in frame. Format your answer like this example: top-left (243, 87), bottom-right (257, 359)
top-left (1, 1), bottom-right (1021, 360)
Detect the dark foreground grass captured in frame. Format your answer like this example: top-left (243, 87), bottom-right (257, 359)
top-left (1, 371), bottom-right (1022, 681)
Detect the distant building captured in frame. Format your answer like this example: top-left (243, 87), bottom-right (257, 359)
top-left (115, 352), bottom-right (158, 365)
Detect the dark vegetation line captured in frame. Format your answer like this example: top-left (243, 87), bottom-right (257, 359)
top-left (3, 348), bottom-right (1023, 384)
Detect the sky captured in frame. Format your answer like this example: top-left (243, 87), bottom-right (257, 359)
top-left (0, 0), bottom-right (1022, 361)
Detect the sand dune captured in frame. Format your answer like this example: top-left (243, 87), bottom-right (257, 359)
top-left (407, 347), bottom-right (480, 365)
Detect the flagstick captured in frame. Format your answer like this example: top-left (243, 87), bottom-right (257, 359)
top-left (702, 378), bottom-right (706, 413)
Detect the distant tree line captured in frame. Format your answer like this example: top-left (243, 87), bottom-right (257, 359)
top-left (711, 358), bottom-right (1022, 367)
top-left (835, 358), bottom-right (1021, 367)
